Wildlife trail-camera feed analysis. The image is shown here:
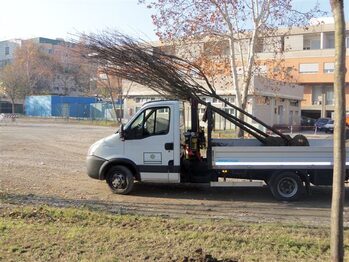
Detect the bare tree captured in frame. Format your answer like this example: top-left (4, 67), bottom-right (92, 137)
top-left (330, 1), bottom-right (346, 261)
top-left (14, 41), bottom-right (54, 95)
top-left (141, 0), bottom-right (323, 136)
top-left (52, 44), bottom-right (77, 95)
top-left (96, 67), bottom-right (123, 122)
top-left (0, 63), bottom-right (26, 113)
top-left (52, 43), bottom-right (95, 96)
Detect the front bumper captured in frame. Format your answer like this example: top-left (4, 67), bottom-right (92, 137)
top-left (86, 155), bottom-right (107, 180)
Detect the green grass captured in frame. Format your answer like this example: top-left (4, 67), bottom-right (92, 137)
top-left (0, 205), bottom-right (347, 261)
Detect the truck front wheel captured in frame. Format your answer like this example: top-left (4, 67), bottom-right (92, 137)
top-left (269, 172), bottom-right (304, 201)
top-left (106, 166), bottom-right (134, 195)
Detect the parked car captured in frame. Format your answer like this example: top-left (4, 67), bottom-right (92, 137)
top-left (301, 116), bottom-right (316, 127)
top-left (314, 118), bottom-right (331, 131)
top-left (324, 120), bottom-right (334, 133)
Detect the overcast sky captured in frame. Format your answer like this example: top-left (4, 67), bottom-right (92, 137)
top-left (0, 0), bottom-right (347, 42)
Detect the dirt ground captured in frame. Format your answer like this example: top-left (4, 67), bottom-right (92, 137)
top-left (1, 119), bottom-right (349, 226)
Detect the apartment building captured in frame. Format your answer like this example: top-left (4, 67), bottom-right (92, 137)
top-left (259, 22), bottom-right (349, 119)
top-left (0, 37), bottom-right (63, 67)
top-left (0, 37), bottom-right (92, 97)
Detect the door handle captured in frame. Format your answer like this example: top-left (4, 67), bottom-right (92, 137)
top-left (165, 143), bottom-right (174, 150)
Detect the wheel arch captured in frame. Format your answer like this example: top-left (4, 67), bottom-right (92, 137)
top-left (269, 169), bottom-right (308, 183)
top-left (99, 158), bottom-right (140, 181)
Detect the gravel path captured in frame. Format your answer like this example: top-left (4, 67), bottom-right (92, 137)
top-left (1, 119), bottom-right (348, 226)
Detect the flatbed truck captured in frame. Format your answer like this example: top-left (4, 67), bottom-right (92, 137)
top-left (86, 100), bottom-right (349, 201)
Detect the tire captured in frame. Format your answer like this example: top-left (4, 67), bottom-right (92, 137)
top-left (269, 172), bottom-right (304, 201)
top-left (106, 166), bottom-right (134, 195)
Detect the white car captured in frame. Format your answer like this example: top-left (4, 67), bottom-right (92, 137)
top-left (324, 120), bottom-right (334, 133)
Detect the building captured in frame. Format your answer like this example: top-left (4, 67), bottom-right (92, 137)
top-left (0, 37), bottom-right (66, 68)
top-left (277, 22), bottom-right (349, 119)
top-left (122, 76), bottom-right (303, 130)
top-left (0, 100), bottom-right (23, 114)
top-left (0, 36), bottom-right (95, 101)
top-left (25, 95), bottom-right (97, 118)
top-left (22, 37), bottom-right (67, 55)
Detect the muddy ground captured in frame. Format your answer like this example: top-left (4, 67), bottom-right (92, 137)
top-left (1, 119), bottom-right (348, 226)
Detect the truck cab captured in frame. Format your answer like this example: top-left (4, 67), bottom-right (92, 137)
top-left (87, 100), bottom-right (182, 194)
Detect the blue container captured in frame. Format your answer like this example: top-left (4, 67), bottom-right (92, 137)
top-left (25, 95), bottom-right (97, 118)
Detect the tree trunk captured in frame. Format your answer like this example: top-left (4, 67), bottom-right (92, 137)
top-left (330, 0), bottom-right (346, 261)
top-left (11, 98), bottom-right (15, 114)
top-left (106, 74), bottom-right (119, 123)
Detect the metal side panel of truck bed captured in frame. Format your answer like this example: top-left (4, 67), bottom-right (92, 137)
top-left (212, 139), bottom-right (349, 170)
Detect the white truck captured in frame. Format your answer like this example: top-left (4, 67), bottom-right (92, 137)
top-left (86, 100), bottom-right (349, 201)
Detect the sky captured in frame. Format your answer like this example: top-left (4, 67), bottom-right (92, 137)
top-left (0, 0), bottom-right (348, 42)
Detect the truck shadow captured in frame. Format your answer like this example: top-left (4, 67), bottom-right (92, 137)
top-left (130, 183), bottom-right (349, 207)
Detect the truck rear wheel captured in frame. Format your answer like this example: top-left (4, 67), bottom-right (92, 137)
top-left (269, 172), bottom-right (304, 201)
top-left (106, 166), bottom-right (134, 195)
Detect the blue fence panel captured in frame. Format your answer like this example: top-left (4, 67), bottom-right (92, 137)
top-left (25, 96), bottom-right (51, 116)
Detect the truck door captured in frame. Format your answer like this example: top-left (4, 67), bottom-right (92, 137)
top-left (123, 105), bottom-right (179, 183)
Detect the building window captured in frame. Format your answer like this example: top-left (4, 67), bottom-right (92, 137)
top-left (255, 96), bottom-right (270, 105)
top-left (299, 63), bottom-right (319, 74)
top-left (5, 47), bottom-right (9, 55)
top-left (222, 96), bottom-right (236, 104)
top-left (289, 100), bottom-right (299, 107)
top-left (324, 62), bottom-right (334, 73)
top-left (224, 108), bottom-right (235, 115)
top-left (312, 85), bottom-right (322, 105)
top-left (203, 40), bottom-right (229, 56)
top-left (324, 85), bottom-right (334, 105)
top-left (257, 65), bottom-right (267, 74)
top-left (324, 33), bottom-right (335, 49)
top-left (303, 34), bottom-right (321, 50)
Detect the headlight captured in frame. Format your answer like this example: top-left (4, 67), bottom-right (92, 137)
top-left (87, 145), bottom-right (95, 156)
top-left (87, 141), bottom-right (100, 156)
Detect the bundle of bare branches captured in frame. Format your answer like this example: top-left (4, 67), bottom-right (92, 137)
top-left (80, 31), bottom-right (215, 103)
top-left (80, 31), bottom-right (307, 146)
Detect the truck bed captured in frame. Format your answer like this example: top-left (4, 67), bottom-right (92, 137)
top-left (212, 138), bottom-right (349, 170)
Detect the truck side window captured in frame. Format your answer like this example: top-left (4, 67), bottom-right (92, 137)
top-left (126, 107), bottom-right (170, 139)
top-left (154, 107), bottom-right (170, 135)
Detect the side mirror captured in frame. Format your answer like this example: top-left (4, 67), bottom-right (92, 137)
top-left (119, 124), bottom-right (126, 140)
